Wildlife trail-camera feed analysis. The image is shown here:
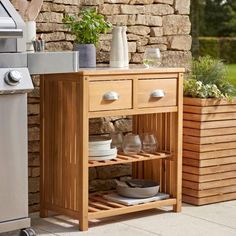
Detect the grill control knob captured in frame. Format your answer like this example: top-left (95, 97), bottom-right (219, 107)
top-left (4, 70), bottom-right (22, 86)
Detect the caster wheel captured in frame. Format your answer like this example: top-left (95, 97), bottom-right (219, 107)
top-left (20, 228), bottom-right (36, 236)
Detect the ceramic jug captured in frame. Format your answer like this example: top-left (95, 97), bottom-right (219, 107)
top-left (110, 26), bottom-right (124, 68)
top-left (122, 26), bottom-right (129, 67)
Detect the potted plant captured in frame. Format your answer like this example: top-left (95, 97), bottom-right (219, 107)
top-left (182, 56), bottom-right (236, 205)
top-left (63, 8), bottom-right (112, 68)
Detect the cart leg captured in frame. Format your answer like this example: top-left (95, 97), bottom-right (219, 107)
top-left (39, 208), bottom-right (48, 218)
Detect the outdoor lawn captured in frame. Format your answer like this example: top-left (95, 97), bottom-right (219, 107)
top-left (227, 64), bottom-right (236, 89)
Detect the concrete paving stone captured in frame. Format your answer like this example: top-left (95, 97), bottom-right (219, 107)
top-left (182, 202), bottom-right (236, 229)
top-left (122, 210), bottom-right (236, 236)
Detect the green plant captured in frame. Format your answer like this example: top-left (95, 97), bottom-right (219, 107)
top-left (62, 8), bottom-right (112, 45)
top-left (184, 56), bottom-right (235, 99)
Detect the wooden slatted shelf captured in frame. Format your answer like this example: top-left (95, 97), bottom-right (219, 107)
top-left (88, 151), bottom-right (172, 167)
top-left (88, 192), bottom-right (176, 219)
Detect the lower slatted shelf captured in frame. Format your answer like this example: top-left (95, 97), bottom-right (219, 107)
top-left (88, 192), bottom-right (176, 219)
top-left (88, 151), bottom-right (172, 167)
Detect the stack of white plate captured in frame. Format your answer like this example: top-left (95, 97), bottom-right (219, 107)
top-left (89, 136), bottom-right (117, 161)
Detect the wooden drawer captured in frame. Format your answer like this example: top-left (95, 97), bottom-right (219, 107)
top-left (89, 80), bottom-right (132, 111)
top-left (138, 78), bottom-right (177, 108)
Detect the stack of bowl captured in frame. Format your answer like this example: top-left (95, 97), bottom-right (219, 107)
top-left (89, 136), bottom-right (117, 161)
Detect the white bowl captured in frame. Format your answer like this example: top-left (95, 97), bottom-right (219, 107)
top-left (89, 153), bottom-right (117, 161)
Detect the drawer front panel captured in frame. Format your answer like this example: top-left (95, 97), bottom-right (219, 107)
top-left (89, 80), bottom-right (132, 111)
top-left (138, 78), bottom-right (177, 108)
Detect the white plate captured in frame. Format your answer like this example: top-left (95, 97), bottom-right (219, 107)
top-left (89, 136), bottom-right (112, 150)
top-left (89, 147), bottom-right (117, 157)
top-left (89, 153), bottom-right (117, 161)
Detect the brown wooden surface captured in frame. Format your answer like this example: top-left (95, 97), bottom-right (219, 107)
top-left (40, 69), bottom-right (183, 230)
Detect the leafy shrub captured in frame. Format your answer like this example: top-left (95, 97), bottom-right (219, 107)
top-left (199, 37), bottom-right (236, 63)
top-left (184, 56), bottom-right (235, 99)
top-left (62, 8), bottom-right (112, 45)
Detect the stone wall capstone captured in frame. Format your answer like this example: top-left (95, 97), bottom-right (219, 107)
top-left (11, 0), bottom-right (191, 212)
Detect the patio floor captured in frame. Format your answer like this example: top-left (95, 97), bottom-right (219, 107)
top-left (1, 201), bottom-right (236, 236)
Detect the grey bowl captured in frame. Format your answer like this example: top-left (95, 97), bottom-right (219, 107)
top-left (116, 179), bottom-right (160, 199)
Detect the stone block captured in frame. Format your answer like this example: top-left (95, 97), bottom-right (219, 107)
top-left (28, 141), bottom-right (40, 153)
top-left (29, 193), bottom-right (40, 205)
top-left (28, 127), bottom-right (40, 141)
top-left (28, 88), bottom-right (40, 98)
top-left (28, 116), bottom-right (40, 125)
top-left (28, 153), bottom-right (40, 167)
top-left (37, 12), bottom-right (64, 23)
top-left (137, 44), bottom-right (167, 53)
top-left (150, 27), bottom-right (163, 37)
top-left (97, 164), bottom-right (132, 179)
top-left (29, 177), bottom-right (40, 193)
top-left (145, 4), bottom-right (174, 15)
top-left (128, 42), bottom-right (137, 52)
top-left (37, 23), bottom-right (65, 32)
top-left (82, 0), bottom-right (104, 5)
top-left (99, 4), bottom-right (120, 15)
top-left (114, 118), bottom-right (132, 132)
top-left (136, 15), bottom-right (162, 26)
top-left (130, 0), bottom-right (154, 4)
top-left (130, 53), bottom-right (143, 63)
top-left (127, 26), bottom-right (150, 36)
top-left (42, 32), bottom-right (66, 41)
top-left (163, 15), bottom-right (191, 35)
top-left (149, 36), bottom-right (167, 44)
top-left (154, 0), bottom-right (173, 4)
top-left (89, 179), bottom-right (116, 192)
top-left (89, 167), bottom-right (97, 180)
top-left (168, 35), bottom-right (192, 50)
top-left (45, 41), bottom-right (73, 51)
top-left (89, 121), bottom-right (115, 134)
top-left (120, 5), bottom-right (145, 14)
top-left (31, 167), bottom-right (40, 177)
top-left (127, 34), bottom-right (140, 41)
top-left (175, 0), bottom-right (190, 14)
top-left (105, 0), bottom-right (129, 3)
top-left (54, 0), bottom-right (79, 5)
top-left (96, 51), bottom-right (110, 63)
top-left (161, 50), bottom-right (192, 68)
top-left (29, 204), bottom-right (40, 213)
top-left (28, 104), bottom-right (39, 115)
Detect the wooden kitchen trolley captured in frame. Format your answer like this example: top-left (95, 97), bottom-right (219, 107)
top-left (40, 68), bottom-right (184, 231)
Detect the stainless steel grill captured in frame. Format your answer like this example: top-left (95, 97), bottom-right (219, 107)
top-left (0, 0), bottom-right (35, 235)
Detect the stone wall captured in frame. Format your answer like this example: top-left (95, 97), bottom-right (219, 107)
top-left (12, 0), bottom-right (191, 212)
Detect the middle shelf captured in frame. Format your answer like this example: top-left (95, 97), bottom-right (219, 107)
top-left (88, 151), bottom-right (172, 167)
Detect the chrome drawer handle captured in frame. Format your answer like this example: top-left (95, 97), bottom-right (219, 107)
top-left (103, 91), bottom-right (119, 101)
top-left (150, 89), bottom-right (165, 98)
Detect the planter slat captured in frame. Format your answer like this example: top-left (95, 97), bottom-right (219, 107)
top-left (183, 149), bottom-right (236, 160)
top-left (183, 134), bottom-right (236, 144)
top-left (184, 105), bottom-right (236, 114)
top-left (183, 127), bottom-right (236, 137)
top-left (183, 97), bottom-right (236, 205)
top-left (184, 119), bottom-right (236, 129)
top-left (183, 185), bottom-right (236, 198)
top-left (184, 112), bottom-right (236, 121)
top-left (183, 156), bottom-right (236, 167)
top-left (183, 163), bottom-right (236, 175)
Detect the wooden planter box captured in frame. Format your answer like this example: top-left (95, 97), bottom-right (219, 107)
top-left (183, 97), bottom-right (236, 205)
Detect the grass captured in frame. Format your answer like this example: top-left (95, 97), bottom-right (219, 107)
top-left (227, 64), bottom-right (236, 88)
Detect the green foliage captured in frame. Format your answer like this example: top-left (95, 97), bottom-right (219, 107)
top-left (227, 64), bottom-right (236, 90)
top-left (184, 56), bottom-right (235, 99)
top-left (62, 8), bottom-right (112, 45)
top-left (199, 37), bottom-right (236, 63)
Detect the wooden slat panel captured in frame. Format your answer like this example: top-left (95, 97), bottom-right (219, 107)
top-left (183, 141), bottom-right (236, 152)
top-left (183, 97), bottom-right (236, 106)
top-left (183, 119), bottom-right (236, 129)
top-left (184, 112), bottom-right (236, 121)
top-left (183, 185), bottom-right (236, 198)
top-left (183, 149), bottom-right (236, 160)
top-left (183, 163), bottom-right (236, 175)
top-left (183, 171), bottom-right (236, 183)
top-left (183, 134), bottom-right (236, 144)
top-left (183, 156), bottom-right (236, 167)
top-left (183, 178), bottom-right (236, 190)
top-left (183, 192), bottom-right (236, 205)
top-left (184, 105), bottom-right (236, 114)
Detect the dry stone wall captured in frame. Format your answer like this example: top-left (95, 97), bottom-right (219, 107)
top-left (12, 0), bottom-right (191, 212)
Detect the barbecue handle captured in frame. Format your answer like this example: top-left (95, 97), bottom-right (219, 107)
top-left (0, 29), bottom-right (23, 38)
